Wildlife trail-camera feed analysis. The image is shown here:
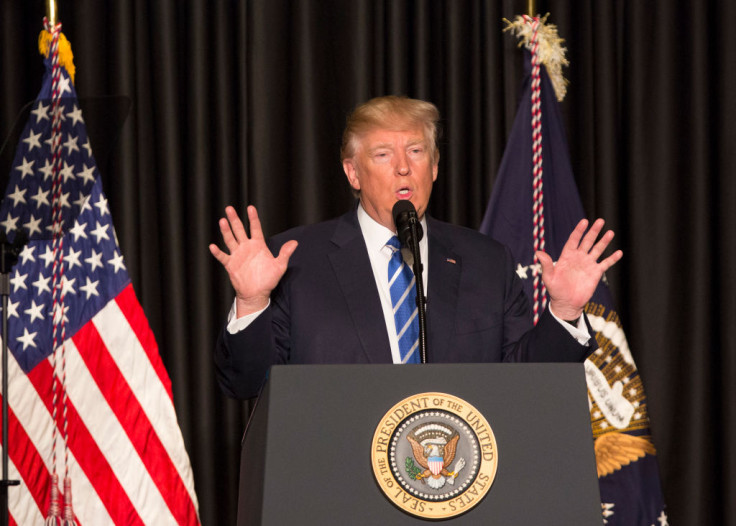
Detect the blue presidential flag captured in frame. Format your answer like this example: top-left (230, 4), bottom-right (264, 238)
top-left (480, 16), bottom-right (667, 525)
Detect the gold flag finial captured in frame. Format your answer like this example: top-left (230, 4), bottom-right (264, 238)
top-left (39, 0), bottom-right (76, 84)
top-left (503, 14), bottom-right (569, 101)
top-left (46, 0), bottom-right (58, 26)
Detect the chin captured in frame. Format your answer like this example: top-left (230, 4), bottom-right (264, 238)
top-left (413, 201), bottom-right (427, 218)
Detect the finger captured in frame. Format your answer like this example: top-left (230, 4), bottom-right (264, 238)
top-left (218, 216), bottom-right (239, 252)
top-left (247, 205), bottom-right (266, 241)
top-left (588, 229), bottom-right (615, 260)
top-left (209, 243), bottom-right (229, 265)
top-left (598, 249), bottom-right (623, 271)
top-left (225, 205), bottom-right (250, 243)
top-left (562, 219), bottom-right (589, 252)
top-left (579, 218), bottom-right (605, 252)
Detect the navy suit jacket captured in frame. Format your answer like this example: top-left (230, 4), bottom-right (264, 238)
top-left (215, 209), bottom-right (593, 399)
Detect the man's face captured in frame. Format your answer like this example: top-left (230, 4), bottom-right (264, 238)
top-left (342, 126), bottom-right (438, 232)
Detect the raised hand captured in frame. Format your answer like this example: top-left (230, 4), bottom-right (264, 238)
top-left (209, 205), bottom-right (298, 317)
top-left (536, 218), bottom-right (623, 320)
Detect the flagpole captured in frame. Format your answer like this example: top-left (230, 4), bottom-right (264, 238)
top-left (0, 9), bottom-right (56, 526)
top-left (46, 0), bottom-right (58, 27)
top-left (0, 235), bottom-right (24, 526)
top-left (527, 0), bottom-right (536, 17)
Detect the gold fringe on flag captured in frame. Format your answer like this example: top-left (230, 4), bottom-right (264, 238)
top-left (504, 14), bottom-right (568, 101)
top-left (38, 29), bottom-right (76, 84)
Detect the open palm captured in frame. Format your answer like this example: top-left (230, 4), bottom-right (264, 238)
top-left (209, 206), bottom-right (298, 316)
top-left (537, 218), bottom-right (622, 320)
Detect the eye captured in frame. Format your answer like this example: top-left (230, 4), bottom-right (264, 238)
top-left (372, 151), bottom-right (391, 162)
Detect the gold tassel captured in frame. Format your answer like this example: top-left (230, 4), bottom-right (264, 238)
top-left (504, 14), bottom-right (568, 102)
top-left (38, 29), bottom-right (76, 84)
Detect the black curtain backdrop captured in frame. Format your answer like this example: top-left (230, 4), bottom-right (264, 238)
top-left (2, 1), bottom-right (735, 524)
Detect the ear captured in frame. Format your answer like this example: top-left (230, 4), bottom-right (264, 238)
top-left (343, 159), bottom-right (361, 191)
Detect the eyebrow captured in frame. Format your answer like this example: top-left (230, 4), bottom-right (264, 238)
top-left (367, 143), bottom-right (394, 154)
top-left (367, 138), bottom-right (427, 154)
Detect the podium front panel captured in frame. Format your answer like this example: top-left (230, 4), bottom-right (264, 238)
top-left (238, 363), bottom-right (601, 525)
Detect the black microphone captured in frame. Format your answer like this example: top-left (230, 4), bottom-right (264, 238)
top-left (391, 200), bottom-right (428, 363)
top-left (392, 200), bottom-right (423, 247)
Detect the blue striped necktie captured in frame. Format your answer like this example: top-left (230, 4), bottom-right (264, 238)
top-left (386, 236), bottom-right (420, 364)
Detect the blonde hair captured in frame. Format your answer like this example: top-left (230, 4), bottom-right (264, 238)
top-left (341, 96), bottom-right (440, 164)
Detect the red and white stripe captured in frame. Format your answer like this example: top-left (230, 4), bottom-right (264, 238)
top-left (1, 285), bottom-right (200, 525)
top-left (523, 15), bottom-right (548, 325)
top-left (428, 458), bottom-right (444, 477)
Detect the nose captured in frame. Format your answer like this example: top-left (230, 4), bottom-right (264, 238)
top-left (396, 151), bottom-right (410, 176)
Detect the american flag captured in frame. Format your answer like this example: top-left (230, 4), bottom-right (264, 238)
top-left (0, 39), bottom-right (200, 524)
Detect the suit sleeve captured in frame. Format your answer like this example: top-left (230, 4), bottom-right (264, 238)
top-left (505, 308), bottom-right (597, 362)
top-left (214, 307), bottom-right (278, 399)
top-left (214, 242), bottom-right (293, 400)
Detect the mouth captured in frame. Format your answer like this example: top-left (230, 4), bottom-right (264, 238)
top-left (395, 187), bottom-right (413, 199)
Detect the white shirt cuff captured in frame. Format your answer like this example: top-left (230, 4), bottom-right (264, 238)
top-left (226, 298), bottom-right (270, 334)
top-left (548, 306), bottom-right (591, 346)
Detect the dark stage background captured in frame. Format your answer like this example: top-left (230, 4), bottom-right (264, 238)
top-left (2, 1), bottom-right (735, 524)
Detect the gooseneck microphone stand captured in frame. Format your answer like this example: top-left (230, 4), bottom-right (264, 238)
top-left (1, 231), bottom-right (25, 526)
top-left (406, 219), bottom-right (428, 364)
top-left (393, 200), bottom-right (428, 364)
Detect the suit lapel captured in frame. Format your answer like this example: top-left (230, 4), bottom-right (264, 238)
top-left (328, 211), bottom-right (393, 364)
top-left (426, 218), bottom-right (461, 363)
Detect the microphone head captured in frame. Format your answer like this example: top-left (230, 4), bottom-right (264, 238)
top-left (392, 199), bottom-right (416, 221)
top-left (392, 200), bottom-right (423, 247)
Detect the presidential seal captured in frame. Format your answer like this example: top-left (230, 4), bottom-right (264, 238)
top-left (371, 392), bottom-right (498, 520)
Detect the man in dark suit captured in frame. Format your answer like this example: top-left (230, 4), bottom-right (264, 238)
top-left (210, 96), bottom-right (622, 400)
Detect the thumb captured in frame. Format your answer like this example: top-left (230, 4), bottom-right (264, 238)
top-left (277, 240), bottom-right (299, 264)
top-left (535, 250), bottom-right (554, 275)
